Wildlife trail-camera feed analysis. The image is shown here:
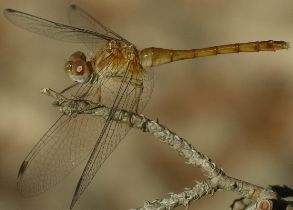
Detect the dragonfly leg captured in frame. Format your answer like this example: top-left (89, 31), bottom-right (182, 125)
top-left (124, 78), bottom-right (144, 113)
top-left (59, 82), bottom-right (92, 100)
top-left (134, 81), bottom-right (143, 113)
top-left (96, 84), bottom-right (102, 103)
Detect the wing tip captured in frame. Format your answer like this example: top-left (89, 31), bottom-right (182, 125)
top-left (70, 198), bottom-right (77, 209)
top-left (4, 8), bottom-right (15, 13)
top-left (70, 177), bottom-right (82, 209)
top-left (18, 160), bottom-right (29, 179)
top-left (16, 160), bottom-right (31, 197)
top-left (69, 4), bottom-right (77, 10)
top-left (3, 8), bottom-right (15, 18)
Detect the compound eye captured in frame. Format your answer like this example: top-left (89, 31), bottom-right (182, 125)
top-left (65, 51), bottom-right (93, 84)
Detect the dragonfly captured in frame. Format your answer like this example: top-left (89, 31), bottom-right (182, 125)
top-left (4, 4), bottom-right (289, 209)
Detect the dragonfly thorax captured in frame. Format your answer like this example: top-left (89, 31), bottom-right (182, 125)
top-left (93, 40), bottom-right (144, 76)
top-left (65, 51), bottom-right (93, 84)
top-left (107, 40), bottom-right (139, 60)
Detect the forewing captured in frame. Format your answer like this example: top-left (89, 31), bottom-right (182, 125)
top-left (67, 5), bottom-right (128, 44)
top-left (4, 8), bottom-right (113, 44)
top-left (17, 113), bottom-right (106, 196)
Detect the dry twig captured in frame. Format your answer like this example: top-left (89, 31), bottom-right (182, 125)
top-left (41, 88), bottom-right (292, 210)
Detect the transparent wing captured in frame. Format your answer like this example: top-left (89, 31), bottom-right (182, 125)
top-left (16, 65), bottom-right (153, 197)
top-left (3, 8), bottom-right (114, 44)
top-left (16, 82), bottom-right (106, 196)
top-left (67, 4), bottom-right (130, 53)
top-left (70, 67), bottom-right (154, 208)
top-left (70, 117), bottom-right (129, 208)
top-left (17, 113), bottom-right (106, 196)
top-left (137, 67), bottom-right (154, 112)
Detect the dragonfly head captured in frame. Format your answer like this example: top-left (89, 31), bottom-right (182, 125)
top-left (65, 51), bottom-right (93, 83)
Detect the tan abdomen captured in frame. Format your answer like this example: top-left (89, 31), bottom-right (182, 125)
top-left (139, 40), bottom-right (289, 67)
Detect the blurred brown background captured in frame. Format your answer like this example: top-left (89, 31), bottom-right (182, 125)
top-left (0, 0), bottom-right (292, 210)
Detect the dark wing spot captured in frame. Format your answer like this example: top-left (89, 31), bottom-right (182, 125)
top-left (4, 8), bottom-right (16, 13)
top-left (69, 4), bottom-right (77, 10)
top-left (18, 161), bottom-right (28, 178)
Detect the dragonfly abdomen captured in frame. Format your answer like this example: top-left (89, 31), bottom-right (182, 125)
top-left (140, 40), bottom-right (289, 67)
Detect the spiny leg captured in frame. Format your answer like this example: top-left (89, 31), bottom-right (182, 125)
top-left (133, 80), bottom-right (143, 113)
top-left (96, 83), bottom-right (102, 103)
